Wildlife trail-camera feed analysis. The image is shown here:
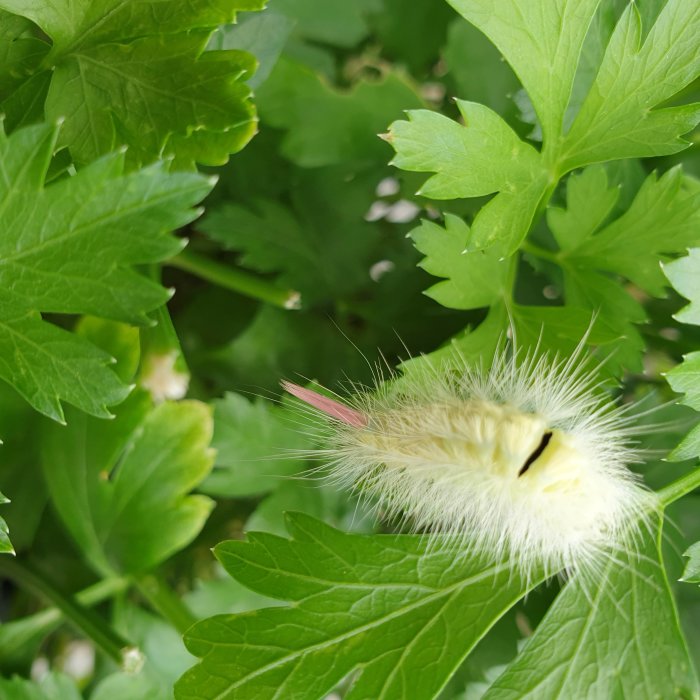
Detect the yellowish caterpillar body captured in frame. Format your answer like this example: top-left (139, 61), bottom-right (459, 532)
top-left (282, 344), bottom-right (657, 583)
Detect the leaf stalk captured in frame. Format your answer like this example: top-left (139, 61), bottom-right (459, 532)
top-left (135, 572), bottom-right (197, 635)
top-left (167, 249), bottom-right (301, 310)
top-left (0, 558), bottom-right (137, 669)
top-left (658, 466), bottom-right (700, 508)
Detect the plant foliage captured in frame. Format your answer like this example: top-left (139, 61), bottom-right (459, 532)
top-left (0, 0), bottom-right (699, 698)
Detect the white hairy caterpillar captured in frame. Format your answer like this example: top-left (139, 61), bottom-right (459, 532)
top-left (282, 341), bottom-right (658, 583)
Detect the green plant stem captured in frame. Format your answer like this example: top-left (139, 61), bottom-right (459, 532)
top-left (658, 466), bottom-right (700, 508)
top-left (168, 249), bottom-right (301, 310)
top-left (0, 576), bottom-right (130, 654)
top-left (135, 573), bottom-right (197, 635)
top-left (0, 559), bottom-right (134, 666)
top-left (520, 240), bottom-right (560, 264)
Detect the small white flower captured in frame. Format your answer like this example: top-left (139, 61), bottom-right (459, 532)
top-left (140, 351), bottom-right (189, 402)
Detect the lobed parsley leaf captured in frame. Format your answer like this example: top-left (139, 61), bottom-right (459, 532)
top-left (484, 516), bottom-right (698, 699)
top-left (0, 0), bottom-right (264, 168)
top-left (410, 214), bottom-right (509, 309)
top-left (0, 672), bottom-right (82, 700)
top-left (546, 166), bottom-right (700, 371)
top-left (175, 513), bottom-right (543, 700)
top-left (683, 542), bottom-right (700, 585)
top-left (560, 0), bottom-right (700, 171)
top-left (40, 395), bottom-right (215, 576)
top-left (199, 164), bottom-right (396, 303)
top-left (447, 0), bottom-right (601, 144)
top-left (257, 57), bottom-right (423, 167)
top-left (200, 392), bottom-right (311, 498)
top-left (664, 248), bottom-right (700, 460)
top-left (388, 100), bottom-right (548, 254)
top-left (0, 122), bottom-right (212, 422)
top-left (272, 0), bottom-right (380, 49)
top-left (389, 0), bottom-right (700, 254)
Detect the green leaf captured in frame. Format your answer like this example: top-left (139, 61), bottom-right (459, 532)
top-left (199, 169), bottom-right (381, 303)
top-left (258, 57), bottom-right (423, 167)
top-left (410, 214), bottom-right (510, 309)
top-left (663, 247), bottom-right (700, 460)
top-left (0, 386), bottom-right (44, 554)
top-left (571, 169), bottom-right (700, 296)
top-left (388, 100), bottom-right (548, 253)
top-left (547, 166), bottom-right (619, 251)
top-left (665, 248), bottom-right (700, 326)
top-left (483, 516), bottom-right (698, 699)
top-left (0, 490), bottom-right (12, 555)
top-left (76, 317), bottom-right (141, 384)
top-left (447, 0), bottom-right (600, 143)
top-left (0, 122), bottom-right (212, 421)
top-left (0, 0), bottom-right (264, 167)
top-left (92, 603), bottom-right (194, 700)
top-left (390, 0), bottom-right (699, 257)
top-left (510, 303), bottom-right (621, 356)
top-left (175, 513), bottom-right (543, 700)
top-left (200, 392), bottom-right (311, 498)
top-left (560, 0), bottom-right (700, 170)
top-left (668, 353), bottom-right (700, 412)
top-left (209, 12), bottom-right (295, 89)
top-left (0, 672), bottom-right (82, 700)
top-left (539, 167), bottom-right (700, 373)
top-left (272, 0), bottom-right (380, 48)
top-left (671, 425), bottom-right (700, 462)
top-left (443, 17), bottom-right (520, 118)
top-left (40, 395), bottom-right (215, 575)
top-left (0, 0), bottom-right (264, 48)
top-left (683, 542), bottom-right (700, 584)
top-left (204, 305), bottom-right (366, 395)
top-left (371, 0), bottom-right (455, 73)
top-left (390, 102), bottom-right (540, 200)
top-left (560, 266), bottom-right (646, 374)
top-left (0, 10), bottom-right (49, 95)
top-left (246, 478), bottom-right (374, 538)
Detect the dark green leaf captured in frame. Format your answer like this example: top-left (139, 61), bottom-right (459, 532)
top-left (388, 100), bottom-right (548, 253)
top-left (41, 396), bottom-right (215, 575)
top-left (210, 12), bottom-right (295, 89)
top-left (447, 0), bottom-right (600, 143)
top-left (410, 214), bottom-right (510, 309)
top-left (0, 122), bottom-right (212, 421)
top-left (443, 18), bottom-right (520, 117)
top-left (176, 514), bottom-right (543, 700)
top-left (572, 169), bottom-right (700, 296)
top-left (272, 0), bottom-right (380, 48)
top-left (258, 58), bottom-right (423, 167)
top-left (683, 542), bottom-right (700, 584)
top-left (0, 0), bottom-right (264, 167)
top-left (484, 517), bottom-right (698, 699)
top-left (561, 0), bottom-right (700, 170)
top-left (200, 392), bottom-right (311, 498)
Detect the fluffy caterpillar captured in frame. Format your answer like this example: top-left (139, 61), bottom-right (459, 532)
top-left (282, 342), bottom-right (658, 583)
